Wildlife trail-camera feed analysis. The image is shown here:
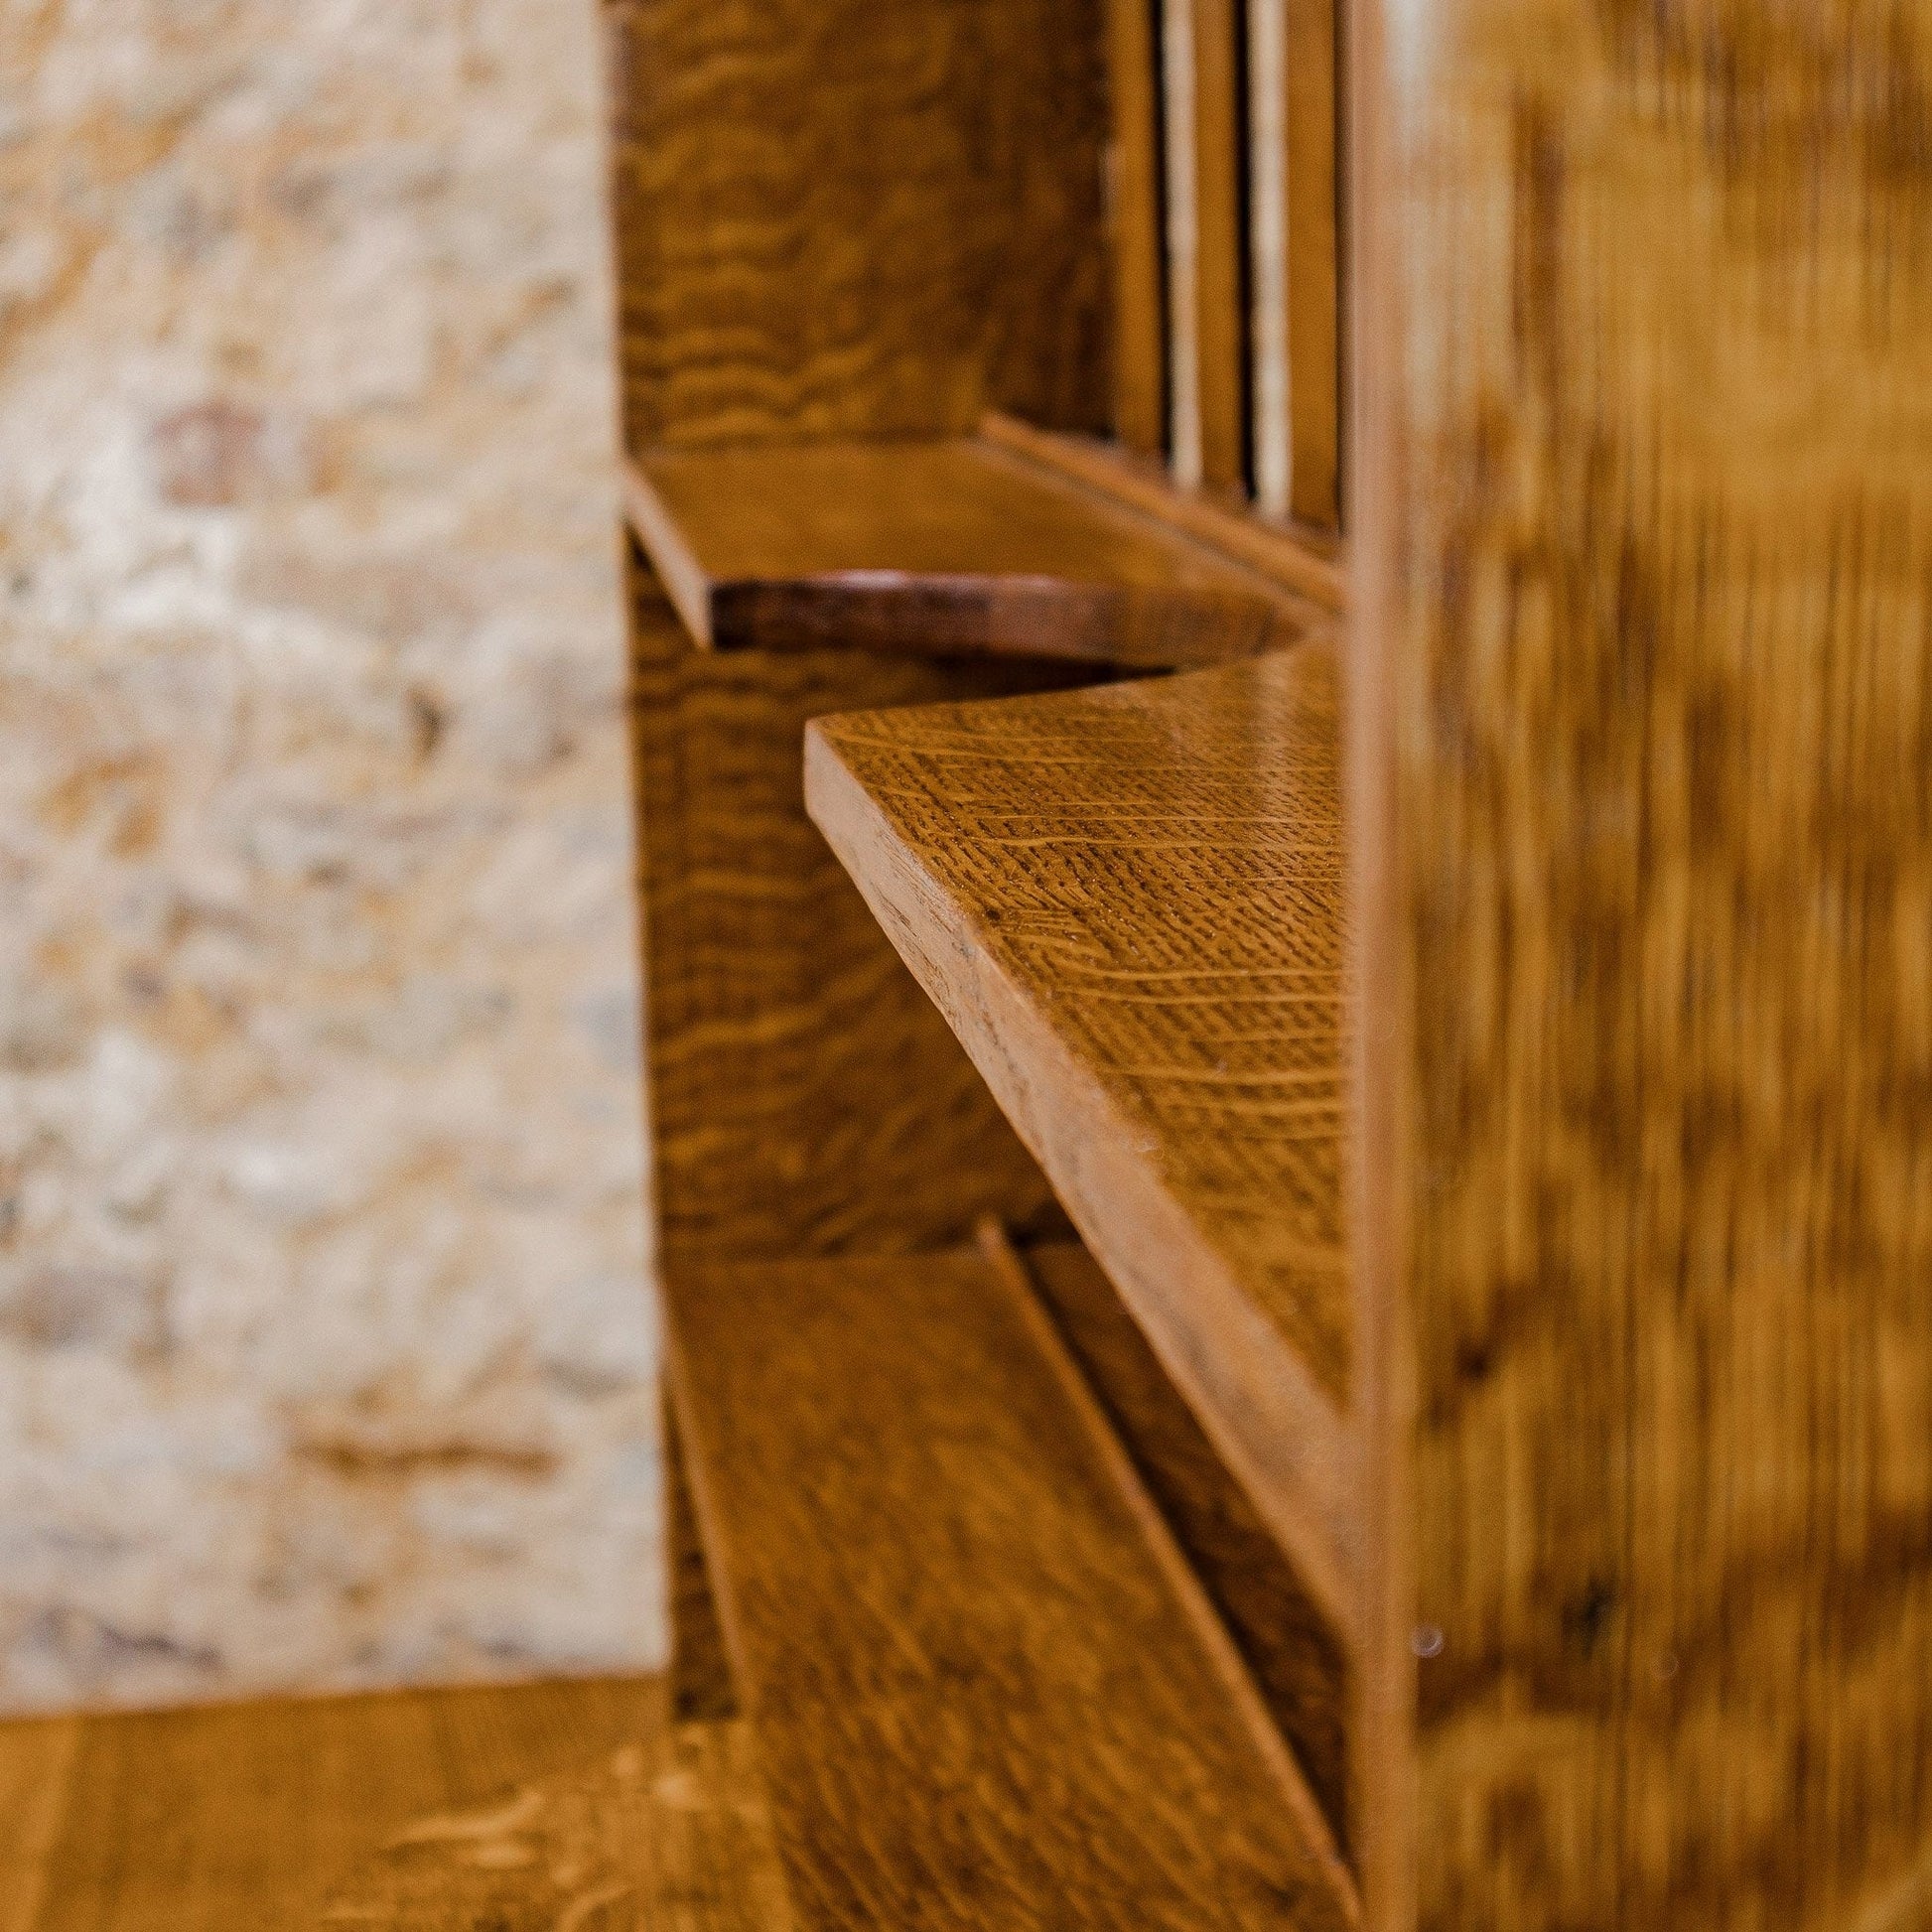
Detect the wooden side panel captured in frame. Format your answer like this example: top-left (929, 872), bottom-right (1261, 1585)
top-left (628, 566), bottom-right (1074, 1270)
top-left (1353, 2), bottom-right (1932, 1927)
top-left (607, 0), bottom-right (1110, 451)
top-left (1104, 0), bottom-right (1168, 455)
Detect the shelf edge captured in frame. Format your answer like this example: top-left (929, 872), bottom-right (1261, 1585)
top-left (805, 716), bottom-right (1359, 1638)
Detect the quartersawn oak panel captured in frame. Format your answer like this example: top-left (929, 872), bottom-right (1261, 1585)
top-left (606, 0), bottom-right (1110, 451)
top-left (1353, 0), bottom-right (1932, 1925)
top-left (665, 1240), bottom-right (1355, 1932)
top-left (628, 572), bottom-right (1078, 1269)
top-left (625, 436), bottom-right (1318, 666)
top-left (804, 644), bottom-right (1355, 1628)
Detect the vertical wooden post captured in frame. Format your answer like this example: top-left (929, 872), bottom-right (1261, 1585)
top-left (1282, 0), bottom-right (1339, 529)
top-left (1190, 0), bottom-right (1250, 493)
top-left (1249, 0), bottom-right (1339, 529)
top-left (1353, 0), bottom-right (1932, 1926)
top-left (1105, 0), bottom-right (1169, 456)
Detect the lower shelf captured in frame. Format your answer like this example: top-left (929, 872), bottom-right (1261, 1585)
top-left (664, 1236), bottom-right (1354, 1931)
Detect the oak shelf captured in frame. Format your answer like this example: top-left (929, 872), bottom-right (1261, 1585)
top-left (624, 435), bottom-right (1327, 669)
top-left (664, 1233), bottom-right (1354, 1930)
top-left (803, 641), bottom-right (1356, 1629)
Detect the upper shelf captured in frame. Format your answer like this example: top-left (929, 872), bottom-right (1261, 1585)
top-left (624, 434), bottom-right (1330, 669)
top-left (804, 640), bottom-right (1355, 1628)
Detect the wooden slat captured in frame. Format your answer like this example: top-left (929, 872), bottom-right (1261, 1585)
top-left (982, 408), bottom-right (1346, 611)
top-left (624, 439), bottom-right (1313, 668)
top-left (1247, 0), bottom-right (1292, 514)
top-left (804, 645), bottom-right (1355, 1628)
top-left (1352, 0), bottom-right (1932, 1924)
top-left (1103, 0), bottom-right (1168, 455)
top-left (1282, 0), bottom-right (1339, 528)
top-left (664, 1239), bottom-right (1356, 1930)
top-left (1189, 0), bottom-right (1250, 492)
top-left (606, 0), bottom-right (1110, 451)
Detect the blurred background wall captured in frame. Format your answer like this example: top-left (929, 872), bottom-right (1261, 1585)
top-left (0, 0), bottom-right (660, 1712)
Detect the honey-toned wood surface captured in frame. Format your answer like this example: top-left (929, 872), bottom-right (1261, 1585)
top-left (1282, 0), bottom-right (1340, 530)
top-left (1189, 0), bottom-right (1250, 492)
top-left (626, 437), bottom-right (1315, 666)
top-left (1021, 1236), bottom-right (1352, 1858)
top-left (664, 1239), bottom-right (1356, 1931)
top-left (0, 1677), bottom-right (676, 1931)
top-left (627, 574), bottom-right (1078, 1270)
top-left (804, 645), bottom-right (1355, 1629)
top-left (1103, 0), bottom-right (1168, 456)
top-left (666, 1391), bottom-right (739, 1725)
top-left (982, 410), bottom-right (1348, 613)
top-left (1351, 0), bottom-right (1932, 1925)
top-left (606, 0), bottom-right (1109, 452)
top-left (315, 1719), bottom-right (794, 1931)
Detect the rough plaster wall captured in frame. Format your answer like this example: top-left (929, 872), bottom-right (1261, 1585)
top-left (0, 0), bottom-right (661, 1712)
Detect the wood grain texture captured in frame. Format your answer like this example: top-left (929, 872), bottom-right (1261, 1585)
top-left (315, 1720), bottom-right (794, 1932)
top-left (1350, 0), bottom-right (1932, 1925)
top-left (626, 438), bottom-right (1315, 667)
top-left (982, 409), bottom-right (1348, 611)
top-left (0, 1719), bottom-right (78, 1932)
top-left (1190, 0), bottom-right (1251, 491)
top-left (1104, 0), bottom-right (1168, 455)
top-left (1248, 0), bottom-right (1293, 515)
top-left (606, 0), bottom-right (1110, 451)
top-left (627, 572), bottom-right (1079, 1271)
top-left (666, 1391), bottom-right (739, 1725)
top-left (664, 1240), bottom-right (1356, 1931)
top-left (3, 1678), bottom-right (666, 1932)
top-left (804, 645), bottom-right (1355, 1629)
top-left (1020, 1235), bottom-right (1352, 1859)
top-left (1162, 0), bottom-right (1206, 484)
top-left (1282, 0), bottom-right (1339, 529)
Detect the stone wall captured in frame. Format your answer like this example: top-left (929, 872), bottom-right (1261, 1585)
top-left (0, 0), bottom-right (660, 1711)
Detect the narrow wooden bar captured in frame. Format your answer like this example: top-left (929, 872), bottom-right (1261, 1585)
top-left (1103, 0), bottom-right (1168, 457)
top-left (1191, 0), bottom-right (1250, 492)
top-left (1160, 0), bottom-right (1202, 483)
top-left (1283, 0), bottom-right (1339, 528)
top-left (1247, 0), bottom-right (1292, 515)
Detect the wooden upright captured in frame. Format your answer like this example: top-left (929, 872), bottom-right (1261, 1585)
top-left (1353, 2), bottom-right (1932, 1926)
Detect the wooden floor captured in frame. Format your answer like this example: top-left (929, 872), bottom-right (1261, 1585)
top-left (0, 1674), bottom-right (790, 1931)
